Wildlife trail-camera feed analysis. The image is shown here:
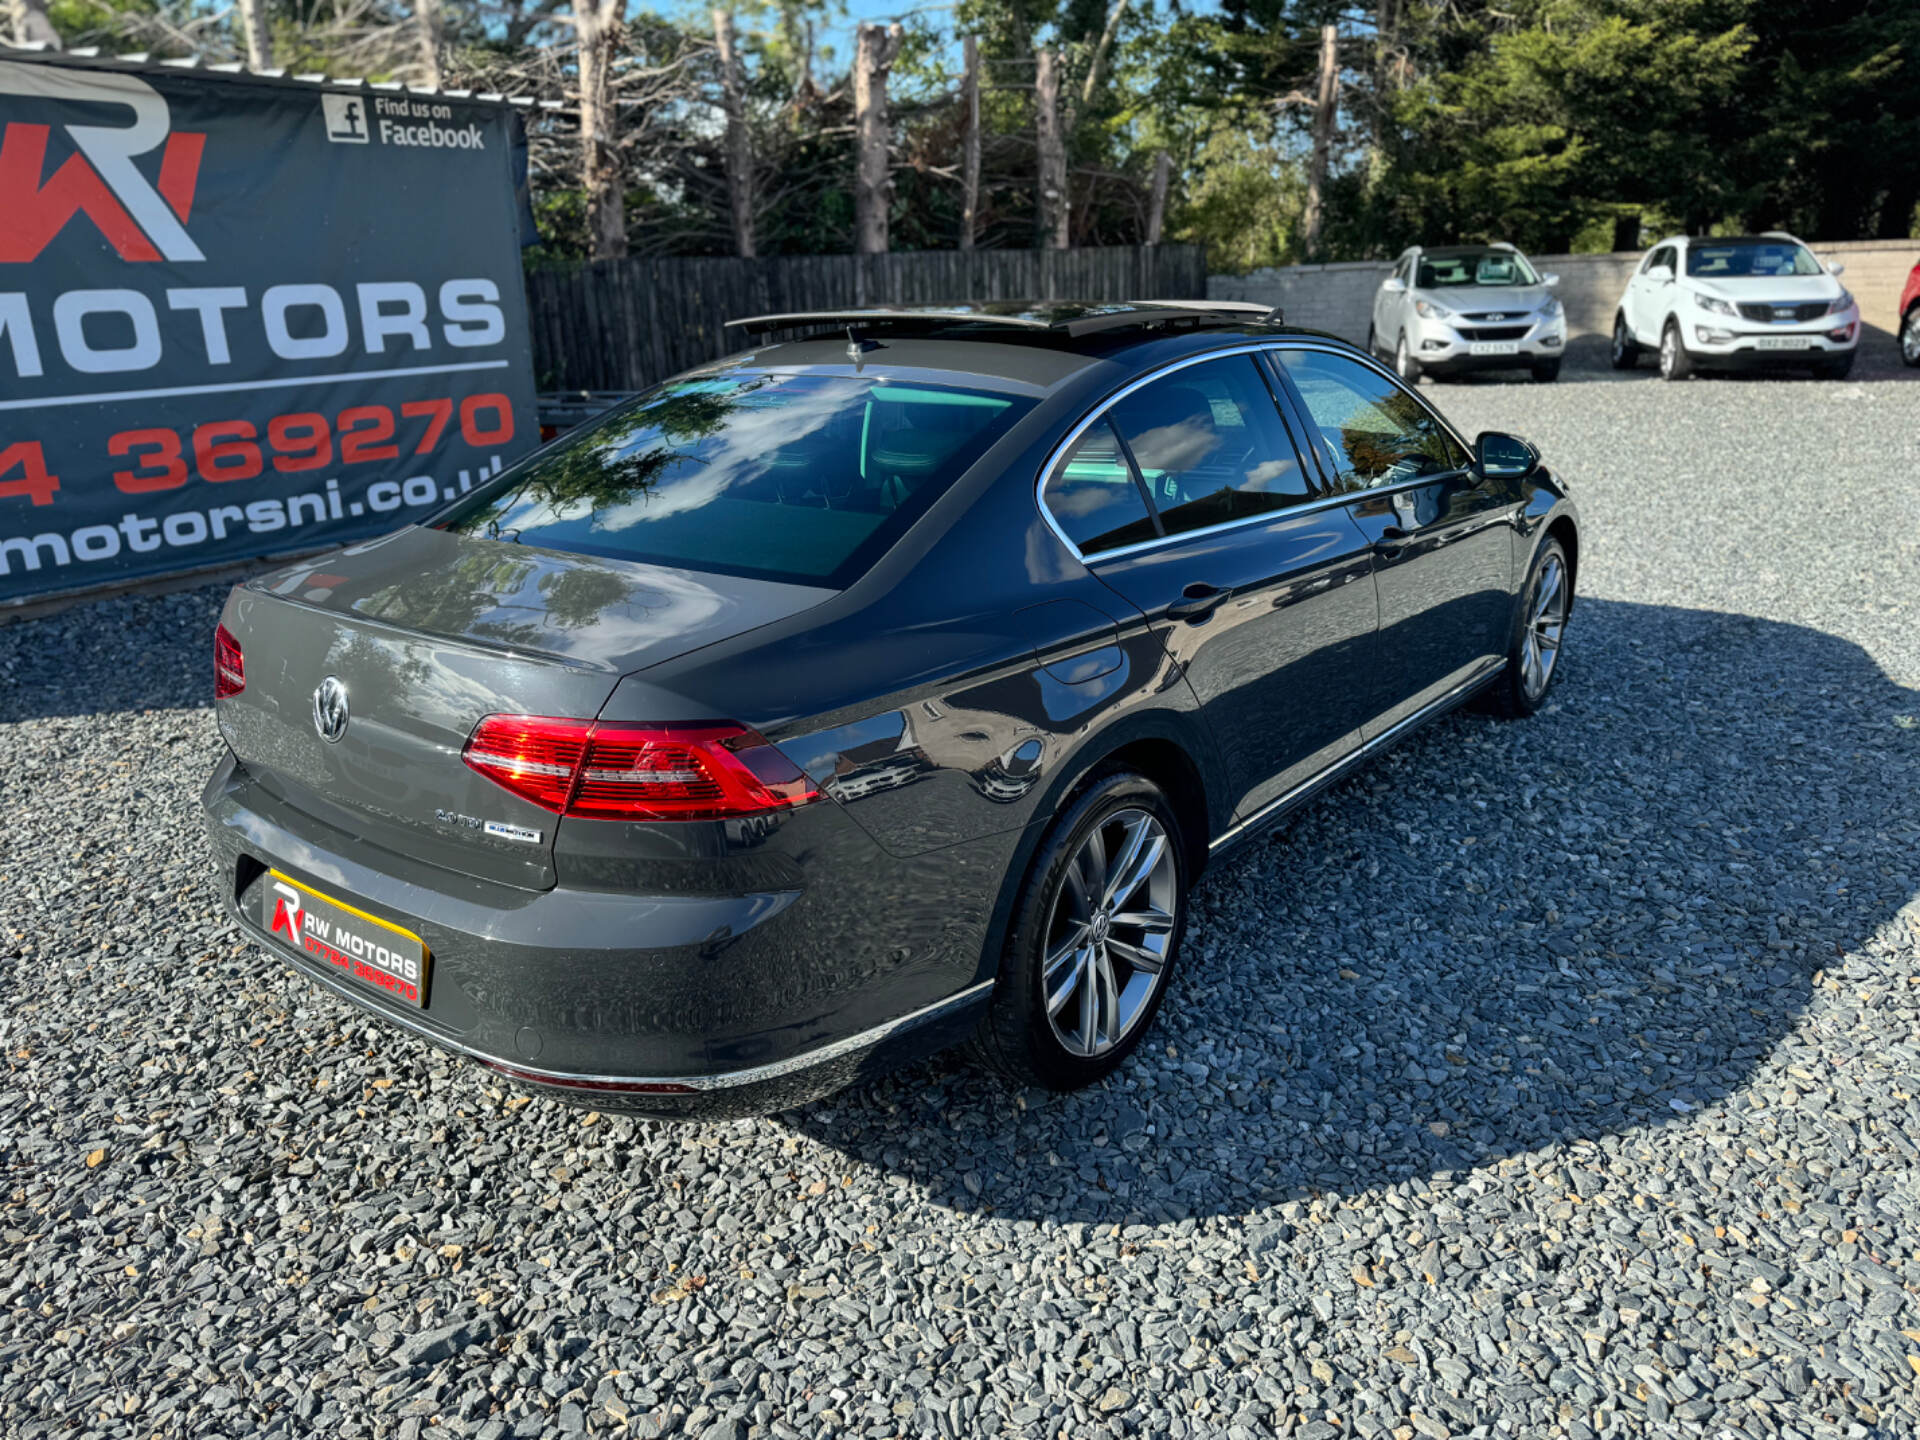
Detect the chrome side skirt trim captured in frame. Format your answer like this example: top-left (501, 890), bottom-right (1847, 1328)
top-left (1209, 657), bottom-right (1507, 855)
top-left (256, 915), bottom-right (995, 1092)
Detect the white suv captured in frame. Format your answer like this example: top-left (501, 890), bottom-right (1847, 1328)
top-left (1611, 233), bottom-right (1859, 380)
top-left (1368, 243), bottom-right (1566, 384)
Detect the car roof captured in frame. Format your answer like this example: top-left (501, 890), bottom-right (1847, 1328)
top-left (1664, 233), bottom-right (1805, 247)
top-left (1419, 244), bottom-right (1522, 258)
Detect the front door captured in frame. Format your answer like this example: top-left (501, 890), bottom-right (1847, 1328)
top-left (1269, 347), bottom-right (1520, 735)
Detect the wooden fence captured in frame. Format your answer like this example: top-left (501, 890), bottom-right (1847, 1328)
top-left (523, 244), bottom-right (1209, 392)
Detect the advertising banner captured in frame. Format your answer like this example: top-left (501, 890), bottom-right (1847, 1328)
top-left (0, 55), bottom-right (539, 603)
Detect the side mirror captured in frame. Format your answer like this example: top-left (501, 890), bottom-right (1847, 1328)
top-left (1475, 430), bottom-right (1540, 481)
top-left (1382, 277), bottom-right (1407, 294)
top-left (1649, 263), bottom-right (1674, 283)
top-left (1542, 273), bottom-right (1560, 288)
top-left (1826, 259), bottom-right (1845, 276)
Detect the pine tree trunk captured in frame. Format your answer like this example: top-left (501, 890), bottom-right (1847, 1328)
top-left (235, 0), bottom-right (272, 69)
top-left (7, 0), bottom-right (60, 47)
top-left (575, 0), bottom-right (628, 261)
top-left (1145, 151), bottom-right (1170, 245)
top-left (1300, 22), bottom-right (1338, 260)
top-left (1035, 49), bottom-right (1069, 250)
top-left (713, 9), bottom-right (756, 258)
top-left (414, 0), bottom-right (443, 88)
top-left (853, 23), bottom-right (902, 255)
top-left (960, 35), bottom-right (981, 251)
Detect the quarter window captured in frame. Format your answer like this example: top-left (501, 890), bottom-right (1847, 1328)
top-left (1105, 355), bottom-right (1312, 538)
top-left (1043, 419), bottom-right (1159, 555)
top-left (1274, 350), bottom-right (1467, 492)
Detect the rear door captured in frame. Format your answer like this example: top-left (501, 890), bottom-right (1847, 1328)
top-left (1041, 351), bottom-right (1378, 823)
top-left (1270, 346), bottom-right (1519, 736)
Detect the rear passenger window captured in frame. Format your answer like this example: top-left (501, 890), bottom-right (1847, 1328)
top-left (1106, 355), bottom-right (1312, 537)
top-left (1043, 420), bottom-right (1159, 555)
top-left (1274, 350), bottom-right (1467, 492)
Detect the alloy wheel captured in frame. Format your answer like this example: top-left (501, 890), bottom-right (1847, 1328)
top-left (1520, 552), bottom-right (1568, 701)
top-left (1659, 329), bottom-right (1677, 378)
top-left (1042, 807), bottom-right (1177, 1059)
top-left (1611, 318), bottom-right (1627, 364)
top-left (1903, 308), bottom-right (1920, 365)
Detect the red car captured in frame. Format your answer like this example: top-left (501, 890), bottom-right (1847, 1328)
top-left (1903, 256), bottom-right (1920, 367)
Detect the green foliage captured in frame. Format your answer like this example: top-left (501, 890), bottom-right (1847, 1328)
top-left (29, 0), bottom-right (1914, 260)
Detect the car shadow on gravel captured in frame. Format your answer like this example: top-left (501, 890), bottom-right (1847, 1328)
top-left (783, 599), bottom-right (1920, 1225)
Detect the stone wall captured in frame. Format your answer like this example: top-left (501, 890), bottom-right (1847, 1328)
top-left (1208, 239), bottom-right (1920, 349)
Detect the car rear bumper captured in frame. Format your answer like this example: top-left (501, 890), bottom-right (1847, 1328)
top-left (201, 751), bottom-right (998, 1117)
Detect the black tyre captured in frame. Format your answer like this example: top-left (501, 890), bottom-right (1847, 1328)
top-left (973, 770), bottom-right (1188, 1091)
top-left (1531, 359), bottom-right (1561, 383)
top-left (1609, 313), bottom-right (1640, 369)
top-left (1902, 305), bottom-right (1920, 368)
top-left (1395, 331), bottom-right (1423, 384)
top-left (1658, 321), bottom-right (1694, 381)
top-left (1482, 536), bottom-right (1571, 719)
top-left (1814, 352), bottom-right (1855, 380)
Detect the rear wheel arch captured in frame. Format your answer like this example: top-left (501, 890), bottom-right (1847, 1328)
top-left (975, 720), bottom-right (1215, 987)
top-left (1082, 736), bottom-right (1211, 882)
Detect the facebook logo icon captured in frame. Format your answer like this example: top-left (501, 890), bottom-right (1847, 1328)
top-left (321, 93), bottom-right (370, 145)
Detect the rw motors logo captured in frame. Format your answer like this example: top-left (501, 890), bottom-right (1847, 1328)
top-left (0, 66), bottom-right (206, 264)
top-left (269, 880), bottom-right (305, 946)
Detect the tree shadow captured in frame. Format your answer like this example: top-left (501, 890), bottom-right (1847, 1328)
top-left (782, 599), bottom-right (1920, 1223)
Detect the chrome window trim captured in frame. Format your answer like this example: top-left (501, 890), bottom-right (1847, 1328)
top-left (1033, 339), bottom-right (1478, 566)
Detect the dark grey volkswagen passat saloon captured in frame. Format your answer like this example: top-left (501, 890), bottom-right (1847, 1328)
top-left (203, 302), bottom-right (1578, 1117)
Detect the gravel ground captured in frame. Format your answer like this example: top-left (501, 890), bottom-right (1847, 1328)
top-left (3, 371), bottom-right (1919, 1440)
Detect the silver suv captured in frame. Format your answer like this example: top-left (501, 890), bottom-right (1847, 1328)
top-left (1369, 243), bottom-right (1566, 384)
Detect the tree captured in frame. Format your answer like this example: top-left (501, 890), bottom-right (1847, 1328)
top-left (852, 21), bottom-right (903, 253)
top-left (572, 0), bottom-right (628, 260)
top-left (235, 0), bottom-right (271, 68)
top-left (414, 0), bottom-right (443, 87)
top-left (1299, 21), bottom-right (1338, 256)
top-left (712, 8), bottom-right (756, 257)
top-left (7, 0), bottom-right (60, 46)
top-left (1035, 47), bottom-right (1068, 248)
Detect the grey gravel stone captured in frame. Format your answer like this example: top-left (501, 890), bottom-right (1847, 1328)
top-left (2, 373), bottom-right (1918, 1440)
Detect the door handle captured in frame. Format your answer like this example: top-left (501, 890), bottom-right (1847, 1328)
top-left (1167, 582), bottom-right (1229, 622)
top-left (1379, 525), bottom-right (1414, 542)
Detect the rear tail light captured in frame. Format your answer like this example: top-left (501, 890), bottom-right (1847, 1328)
top-left (214, 623), bottom-right (245, 698)
top-left (463, 715), bottom-right (818, 821)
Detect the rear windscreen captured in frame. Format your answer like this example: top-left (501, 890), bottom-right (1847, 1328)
top-left (438, 371), bottom-right (1032, 586)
